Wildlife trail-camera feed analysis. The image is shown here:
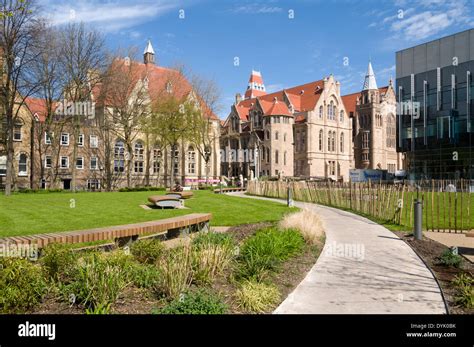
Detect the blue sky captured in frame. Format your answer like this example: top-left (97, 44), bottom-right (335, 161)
top-left (40, 0), bottom-right (474, 118)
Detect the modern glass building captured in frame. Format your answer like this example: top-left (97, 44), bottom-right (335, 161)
top-left (396, 29), bottom-right (474, 180)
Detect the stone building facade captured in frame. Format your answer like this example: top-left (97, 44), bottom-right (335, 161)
top-left (221, 62), bottom-right (402, 182)
top-left (0, 41), bottom-right (221, 191)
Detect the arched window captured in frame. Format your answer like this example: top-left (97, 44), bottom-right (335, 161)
top-left (134, 142), bottom-right (144, 173)
top-left (339, 110), bottom-right (344, 123)
top-left (134, 142), bottom-right (144, 160)
top-left (327, 132), bottom-right (331, 151)
top-left (319, 105), bottom-right (323, 118)
top-left (114, 140), bottom-right (125, 172)
top-left (319, 129), bottom-right (323, 151)
top-left (188, 146), bottom-right (196, 174)
top-left (275, 150), bottom-right (279, 164)
top-left (328, 101), bottom-right (335, 120)
top-left (275, 131), bottom-right (279, 140)
top-left (340, 132), bottom-right (344, 153)
top-left (284, 151), bottom-right (287, 165)
top-left (332, 131), bottom-right (336, 152)
top-left (153, 147), bottom-right (162, 173)
top-left (283, 133), bottom-right (287, 142)
top-left (18, 153), bottom-right (27, 176)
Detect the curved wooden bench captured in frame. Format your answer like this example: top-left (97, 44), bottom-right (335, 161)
top-left (166, 191), bottom-right (193, 199)
top-left (0, 213), bottom-right (212, 248)
top-left (148, 195), bottom-right (183, 209)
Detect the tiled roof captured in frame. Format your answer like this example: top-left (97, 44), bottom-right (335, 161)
top-left (341, 92), bottom-right (360, 117)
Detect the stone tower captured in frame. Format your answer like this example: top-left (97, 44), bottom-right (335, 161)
top-left (144, 40), bottom-right (155, 65)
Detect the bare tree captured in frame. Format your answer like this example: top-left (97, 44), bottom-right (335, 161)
top-left (29, 22), bottom-right (66, 189)
top-left (98, 49), bottom-right (149, 188)
top-left (0, 0), bottom-right (41, 195)
top-left (150, 66), bottom-right (196, 188)
top-left (188, 75), bottom-right (222, 185)
top-left (58, 22), bottom-right (105, 192)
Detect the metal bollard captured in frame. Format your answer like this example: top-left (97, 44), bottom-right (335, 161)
top-left (287, 186), bottom-right (294, 207)
top-left (414, 199), bottom-right (422, 240)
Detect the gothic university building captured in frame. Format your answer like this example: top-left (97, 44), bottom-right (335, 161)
top-left (221, 62), bottom-right (403, 182)
top-left (0, 41), bottom-right (221, 190)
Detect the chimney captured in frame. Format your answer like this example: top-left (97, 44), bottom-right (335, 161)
top-left (235, 93), bottom-right (242, 104)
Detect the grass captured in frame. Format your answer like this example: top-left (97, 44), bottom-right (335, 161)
top-left (0, 190), bottom-right (294, 237)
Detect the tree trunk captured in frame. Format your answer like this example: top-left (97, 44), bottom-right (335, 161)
top-left (5, 114), bottom-right (13, 196)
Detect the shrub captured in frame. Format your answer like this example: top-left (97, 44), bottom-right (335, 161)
top-left (127, 262), bottom-right (162, 289)
top-left (235, 280), bottom-right (280, 313)
top-left (95, 250), bottom-right (161, 289)
top-left (191, 232), bottom-right (235, 285)
top-left (192, 231), bottom-right (234, 249)
top-left (437, 249), bottom-right (463, 268)
top-left (237, 227), bottom-right (304, 281)
top-left (158, 289), bottom-right (228, 314)
top-left (0, 257), bottom-right (48, 313)
top-left (156, 246), bottom-right (193, 299)
top-left (40, 243), bottom-right (78, 282)
top-left (452, 273), bottom-right (473, 309)
top-left (65, 253), bottom-right (129, 314)
top-left (118, 186), bottom-right (165, 192)
top-left (279, 210), bottom-right (324, 245)
top-left (130, 238), bottom-right (164, 264)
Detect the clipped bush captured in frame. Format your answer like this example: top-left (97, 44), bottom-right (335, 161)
top-left (237, 227), bottom-right (304, 281)
top-left (156, 246), bottom-right (193, 299)
top-left (235, 280), bottom-right (280, 313)
top-left (40, 243), bottom-right (78, 282)
top-left (0, 257), bottom-right (48, 313)
top-left (65, 253), bottom-right (129, 314)
top-left (452, 273), bottom-right (473, 309)
top-left (437, 249), bottom-right (463, 268)
top-left (130, 238), bottom-right (164, 264)
top-left (158, 289), bottom-right (228, 314)
top-left (279, 210), bottom-right (324, 245)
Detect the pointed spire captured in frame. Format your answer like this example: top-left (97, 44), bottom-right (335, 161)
top-left (363, 61), bottom-right (378, 90)
top-left (144, 39), bottom-right (155, 65)
top-left (144, 39), bottom-right (155, 55)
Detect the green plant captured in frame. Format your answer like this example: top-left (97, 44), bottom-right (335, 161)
top-left (192, 231), bottom-right (234, 249)
top-left (40, 243), bottom-right (78, 282)
top-left (127, 262), bottom-right (162, 289)
top-left (156, 246), bottom-right (193, 299)
top-left (437, 249), bottom-right (463, 268)
top-left (190, 232), bottom-right (236, 285)
top-left (130, 238), bottom-right (164, 264)
top-left (65, 253), bottom-right (129, 314)
top-left (0, 257), bottom-right (48, 313)
top-left (237, 227), bottom-right (304, 281)
top-left (452, 273), bottom-right (473, 309)
top-left (158, 289), bottom-right (228, 314)
top-left (235, 280), bottom-right (280, 313)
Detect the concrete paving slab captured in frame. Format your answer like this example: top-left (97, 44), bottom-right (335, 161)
top-left (229, 193), bottom-right (447, 314)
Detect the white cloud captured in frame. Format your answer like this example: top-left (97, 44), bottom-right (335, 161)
top-left (375, 0), bottom-right (472, 42)
top-left (40, 0), bottom-right (181, 32)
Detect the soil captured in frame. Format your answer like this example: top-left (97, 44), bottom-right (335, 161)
top-left (393, 231), bottom-right (473, 315)
top-left (30, 222), bottom-right (323, 314)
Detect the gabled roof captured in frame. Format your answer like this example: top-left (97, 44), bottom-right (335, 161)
top-left (96, 59), bottom-right (218, 120)
top-left (341, 92), bottom-right (359, 116)
top-left (258, 97), bottom-right (291, 116)
top-left (24, 97), bottom-right (55, 122)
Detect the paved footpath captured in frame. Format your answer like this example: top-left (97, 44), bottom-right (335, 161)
top-left (229, 193), bottom-right (447, 314)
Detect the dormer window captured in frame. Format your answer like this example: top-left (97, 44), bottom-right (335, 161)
top-left (166, 81), bottom-right (172, 93)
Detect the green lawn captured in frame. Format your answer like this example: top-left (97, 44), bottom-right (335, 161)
top-left (0, 190), bottom-right (294, 237)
